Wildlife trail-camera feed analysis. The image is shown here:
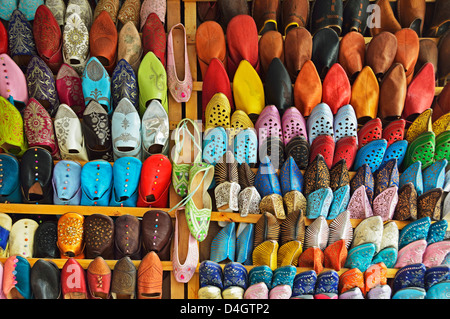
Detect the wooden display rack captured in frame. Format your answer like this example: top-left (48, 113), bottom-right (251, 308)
top-left (0, 0), bottom-right (447, 300)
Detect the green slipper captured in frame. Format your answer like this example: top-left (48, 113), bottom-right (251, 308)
top-left (404, 130), bottom-right (435, 170)
top-left (138, 51), bottom-right (168, 116)
top-left (171, 118), bottom-right (202, 198)
top-left (435, 130), bottom-right (450, 162)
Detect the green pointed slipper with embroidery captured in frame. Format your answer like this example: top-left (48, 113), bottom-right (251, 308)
top-left (404, 130), bottom-right (436, 170)
top-left (435, 130), bottom-right (450, 162)
top-left (0, 96), bottom-right (28, 157)
top-left (185, 162), bottom-right (214, 242)
top-left (172, 118), bottom-right (202, 198)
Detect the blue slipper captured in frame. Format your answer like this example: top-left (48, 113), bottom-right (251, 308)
top-left (392, 287), bottom-right (426, 299)
top-left (210, 222), bottom-right (236, 263)
top-left (112, 59), bottom-right (138, 110)
top-left (82, 57), bottom-right (112, 116)
top-left (0, 153), bottom-right (22, 203)
top-left (427, 219), bottom-right (448, 245)
top-left (422, 159), bottom-right (448, 193)
top-left (307, 102), bottom-right (334, 145)
top-left (327, 184), bottom-right (350, 219)
top-left (109, 156), bottom-right (142, 207)
top-left (398, 217), bottom-right (431, 250)
top-left (234, 128), bottom-right (258, 166)
top-left (279, 156), bottom-right (304, 195)
top-left (272, 265), bottom-right (297, 288)
top-left (199, 260), bottom-right (223, 289)
top-left (399, 160), bottom-right (423, 196)
top-left (254, 156), bottom-right (282, 198)
top-left (392, 263), bottom-right (426, 293)
top-left (248, 265), bottom-right (273, 290)
top-left (314, 270), bottom-right (339, 295)
top-left (236, 223), bottom-right (254, 265)
top-left (381, 139), bottom-right (408, 167)
top-left (424, 265), bottom-right (450, 291)
top-left (203, 126), bottom-right (228, 165)
top-left (353, 139), bottom-right (387, 172)
top-left (426, 281), bottom-right (450, 299)
top-left (344, 243), bottom-right (377, 272)
top-left (306, 187), bottom-right (333, 219)
top-left (292, 270), bottom-right (317, 298)
top-left (223, 262), bottom-right (248, 290)
top-left (80, 160), bottom-right (113, 206)
top-left (372, 247), bottom-right (398, 268)
top-left (333, 104), bottom-right (358, 143)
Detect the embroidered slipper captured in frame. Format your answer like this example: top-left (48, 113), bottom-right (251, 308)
top-left (399, 160), bottom-right (423, 196)
top-left (374, 158), bottom-right (399, 198)
top-left (327, 185), bottom-right (350, 220)
top-left (344, 243), bottom-right (377, 272)
top-left (435, 130), bottom-right (450, 162)
top-left (350, 163), bottom-right (375, 204)
top-left (303, 153), bottom-right (330, 198)
top-left (422, 159), bottom-right (447, 193)
top-left (393, 183), bottom-right (418, 221)
top-left (351, 215), bottom-right (383, 253)
top-left (405, 108), bottom-right (433, 143)
top-left (398, 216), bottom-right (431, 250)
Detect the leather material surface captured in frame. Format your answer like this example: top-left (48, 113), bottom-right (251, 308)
top-left (342, 0), bottom-right (369, 35)
top-left (33, 221), bottom-right (59, 258)
top-left (33, 4), bottom-right (63, 73)
top-left (84, 214), bottom-right (115, 259)
top-left (281, 0), bottom-right (309, 36)
top-left (365, 31), bottom-right (398, 80)
top-left (82, 100), bottom-right (113, 161)
top-left (293, 60), bottom-right (322, 117)
top-left (311, 0), bottom-right (343, 35)
top-left (30, 259), bottom-right (60, 299)
top-left (114, 214), bottom-right (141, 260)
top-left (0, 154), bottom-right (22, 204)
top-left (80, 160), bottom-right (113, 206)
top-left (89, 10), bottom-right (118, 74)
top-left (311, 27), bottom-right (340, 79)
top-left (226, 14), bottom-right (260, 80)
top-left (141, 210), bottom-right (173, 261)
top-left (20, 147), bottom-right (54, 204)
top-left (264, 58), bottom-right (292, 114)
top-left (378, 63), bottom-right (407, 122)
top-left (137, 154), bottom-right (172, 208)
top-left (284, 27), bottom-right (311, 82)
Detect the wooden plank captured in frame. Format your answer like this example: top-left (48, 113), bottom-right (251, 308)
top-left (166, 0), bottom-right (181, 30)
top-left (185, 1), bottom-right (199, 122)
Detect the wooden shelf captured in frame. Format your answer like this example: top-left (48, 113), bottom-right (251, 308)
top-left (0, 257), bottom-right (401, 278)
